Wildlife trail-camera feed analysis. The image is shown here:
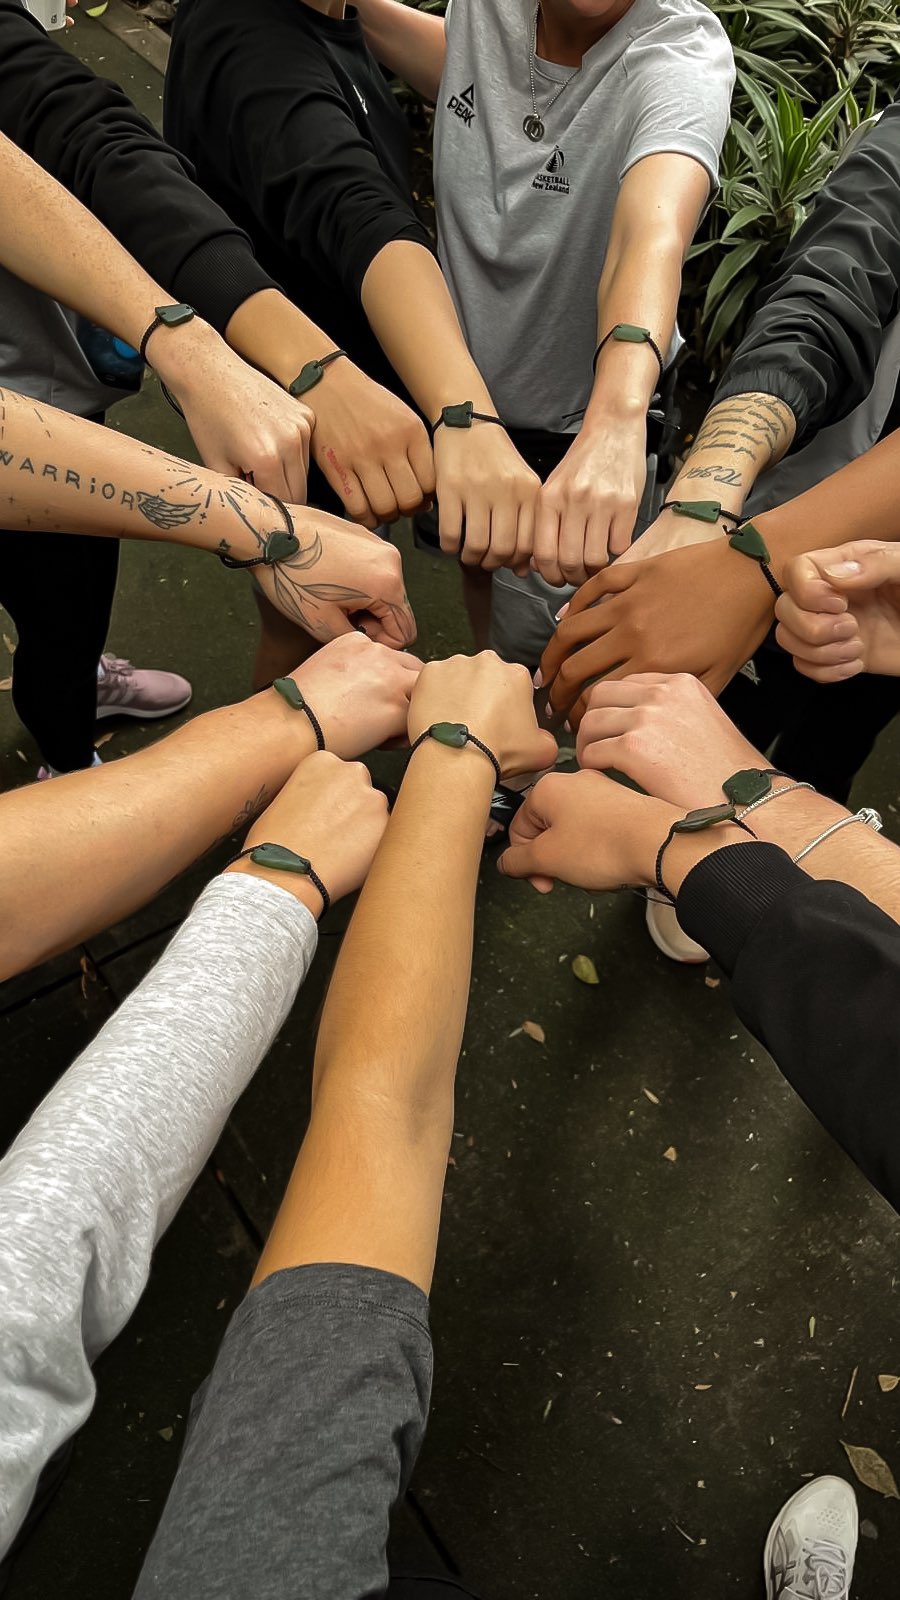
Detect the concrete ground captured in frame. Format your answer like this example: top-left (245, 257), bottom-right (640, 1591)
top-left (1, 15), bottom-right (899, 1597)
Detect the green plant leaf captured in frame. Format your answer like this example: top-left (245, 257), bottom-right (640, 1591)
top-left (703, 238), bottom-right (765, 317)
top-left (721, 202), bottom-right (769, 240)
top-left (705, 272), bottom-right (762, 356)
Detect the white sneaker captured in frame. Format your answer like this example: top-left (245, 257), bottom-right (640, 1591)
top-left (764, 1476), bottom-right (858, 1599)
top-left (645, 893), bottom-right (709, 964)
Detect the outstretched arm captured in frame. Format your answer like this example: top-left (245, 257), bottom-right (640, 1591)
top-left (535, 153), bottom-right (711, 585)
top-left (0, 386), bottom-right (414, 647)
top-left (132, 653), bottom-right (554, 1600)
top-left (0, 131), bottom-right (312, 503)
top-left (0, 635), bottom-right (419, 980)
top-left (0, 754), bottom-right (387, 1561)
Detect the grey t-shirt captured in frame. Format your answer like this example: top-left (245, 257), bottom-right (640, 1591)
top-left (434, 0), bottom-right (734, 430)
top-left (133, 1264), bottom-right (433, 1600)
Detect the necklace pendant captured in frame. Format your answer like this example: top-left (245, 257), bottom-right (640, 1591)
top-left (523, 113), bottom-right (544, 142)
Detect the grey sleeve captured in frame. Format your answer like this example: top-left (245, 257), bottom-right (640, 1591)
top-left (620, 12), bottom-right (735, 188)
top-left (133, 1264), bottom-right (433, 1600)
top-left (0, 874), bottom-right (317, 1559)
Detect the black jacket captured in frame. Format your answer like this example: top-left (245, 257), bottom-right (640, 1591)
top-left (0, 0), bottom-right (276, 332)
top-left (165, 0), bottom-right (434, 386)
top-left (714, 102), bottom-right (900, 449)
top-left (678, 841), bottom-right (900, 1213)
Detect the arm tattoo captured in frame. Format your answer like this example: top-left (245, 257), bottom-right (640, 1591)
top-left (680, 394), bottom-right (795, 488)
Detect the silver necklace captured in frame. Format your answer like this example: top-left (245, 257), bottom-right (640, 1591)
top-left (523, 6), bottom-right (582, 142)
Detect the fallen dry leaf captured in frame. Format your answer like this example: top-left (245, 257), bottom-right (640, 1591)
top-left (571, 954), bottom-right (599, 986)
top-left (809, 1315), bottom-right (816, 1339)
top-left (2, 633), bottom-right (15, 655)
top-left (878, 1375), bottom-right (899, 1393)
top-left (642, 1088), bottom-right (660, 1105)
top-left (522, 1020), bottom-right (546, 1044)
top-left (95, 732), bottom-right (115, 748)
top-left (158, 1426), bottom-right (174, 1442)
top-left (841, 1441), bottom-right (900, 1499)
top-left (704, 975), bottom-right (720, 989)
top-left (694, 1384), bottom-right (712, 1392)
top-left (0, 677), bottom-right (11, 692)
top-left (663, 1146), bottom-right (677, 1162)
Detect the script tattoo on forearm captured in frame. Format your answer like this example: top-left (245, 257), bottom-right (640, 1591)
top-left (679, 394), bottom-right (795, 494)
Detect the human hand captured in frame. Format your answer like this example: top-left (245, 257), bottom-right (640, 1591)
top-left (433, 425), bottom-right (540, 574)
top-left (776, 541), bottom-right (900, 682)
top-left (533, 420), bottom-right (646, 585)
top-left (498, 769), bottom-right (681, 892)
top-left (308, 362), bottom-right (435, 528)
top-left (229, 751), bottom-right (389, 916)
top-left (253, 502), bottom-right (416, 648)
top-left (576, 672), bottom-right (766, 809)
top-left (408, 651), bottom-right (557, 779)
top-left (159, 324), bottom-right (312, 504)
top-left (537, 539), bottom-right (776, 728)
top-left (286, 633), bottom-right (422, 756)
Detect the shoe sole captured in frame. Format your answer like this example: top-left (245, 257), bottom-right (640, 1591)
top-left (96, 691), bottom-right (192, 722)
top-left (645, 908), bottom-right (708, 965)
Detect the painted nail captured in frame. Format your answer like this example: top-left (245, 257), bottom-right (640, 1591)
top-left (533, 668), bottom-right (543, 689)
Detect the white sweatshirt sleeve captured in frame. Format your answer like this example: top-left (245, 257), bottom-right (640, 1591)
top-left (0, 872), bottom-right (318, 1557)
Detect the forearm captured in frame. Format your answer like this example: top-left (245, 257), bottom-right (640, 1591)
top-left (0, 691), bottom-right (315, 979)
top-left (0, 386), bottom-right (273, 554)
top-left (667, 393), bottom-right (796, 518)
top-left (354, 0), bottom-right (445, 101)
top-left (664, 784), bottom-right (900, 923)
top-left (254, 742), bottom-right (494, 1293)
top-left (0, 872), bottom-right (317, 1554)
top-left (585, 228), bottom-right (683, 435)
top-left (225, 288), bottom-right (339, 389)
top-left (0, 131), bottom-right (165, 355)
top-left (361, 241), bottom-right (494, 420)
top-left (759, 430), bottom-right (900, 584)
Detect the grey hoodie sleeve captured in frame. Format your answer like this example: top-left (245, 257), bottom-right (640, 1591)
top-left (0, 872), bottom-right (317, 1558)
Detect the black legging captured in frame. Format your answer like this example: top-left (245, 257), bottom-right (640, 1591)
top-left (721, 633), bottom-right (900, 805)
top-left (0, 528), bottom-right (119, 773)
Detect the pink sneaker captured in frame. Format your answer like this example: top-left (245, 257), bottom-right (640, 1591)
top-left (96, 654), bottom-right (192, 721)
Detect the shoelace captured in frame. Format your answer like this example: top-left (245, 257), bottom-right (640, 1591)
top-left (99, 654), bottom-right (134, 684)
top-left (781, 1539), bottom-right (849, 1600)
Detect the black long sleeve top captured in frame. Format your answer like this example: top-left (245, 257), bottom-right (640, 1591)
top-left (0, 0), bottom-right (278, 333)
top-left (713, 102), bottom-right (900, 449)
top-left (678, 841), bottom-right (900, 1214)
top-left (165, 0), bottom-right (434, 387)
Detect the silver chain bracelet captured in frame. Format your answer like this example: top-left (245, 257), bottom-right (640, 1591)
top-left (736, 780), bottom-right (814, 822)
top-left (793, 807), bottom-right (883, 865)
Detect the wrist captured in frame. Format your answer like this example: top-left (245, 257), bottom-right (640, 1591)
top-left (667, 463), bottom-right (749, 519)
top-left (406, 731), bottom-right (497, 801)
top-left (660, 822), bottom-right (753, 897)
top-left (255, 686), bottom-right (319, 777)
top-left (223, 855), bottom-right (324, 919)
top-left (147, 315), bottom-right (220, 391)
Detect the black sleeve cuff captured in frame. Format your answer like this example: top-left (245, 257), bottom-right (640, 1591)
top-left (711, 361), bottom-right (809, 442)
top-left (676, 841), bottom-right (809, 973)
top-left (170, 235), bottom-right (280, 335)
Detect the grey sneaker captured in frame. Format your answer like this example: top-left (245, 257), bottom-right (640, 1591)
top-left (764, 1476), bottom-right (858, 1599)
top-left (96, 654), bottom-right (192, 721)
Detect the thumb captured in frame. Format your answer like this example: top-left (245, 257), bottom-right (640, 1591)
top-left (784, 552), bottom-right (848, 615)
top-left (498, 837), bottom-right (552, 883)
top-left (822, 542), bottom-right (900, 593)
